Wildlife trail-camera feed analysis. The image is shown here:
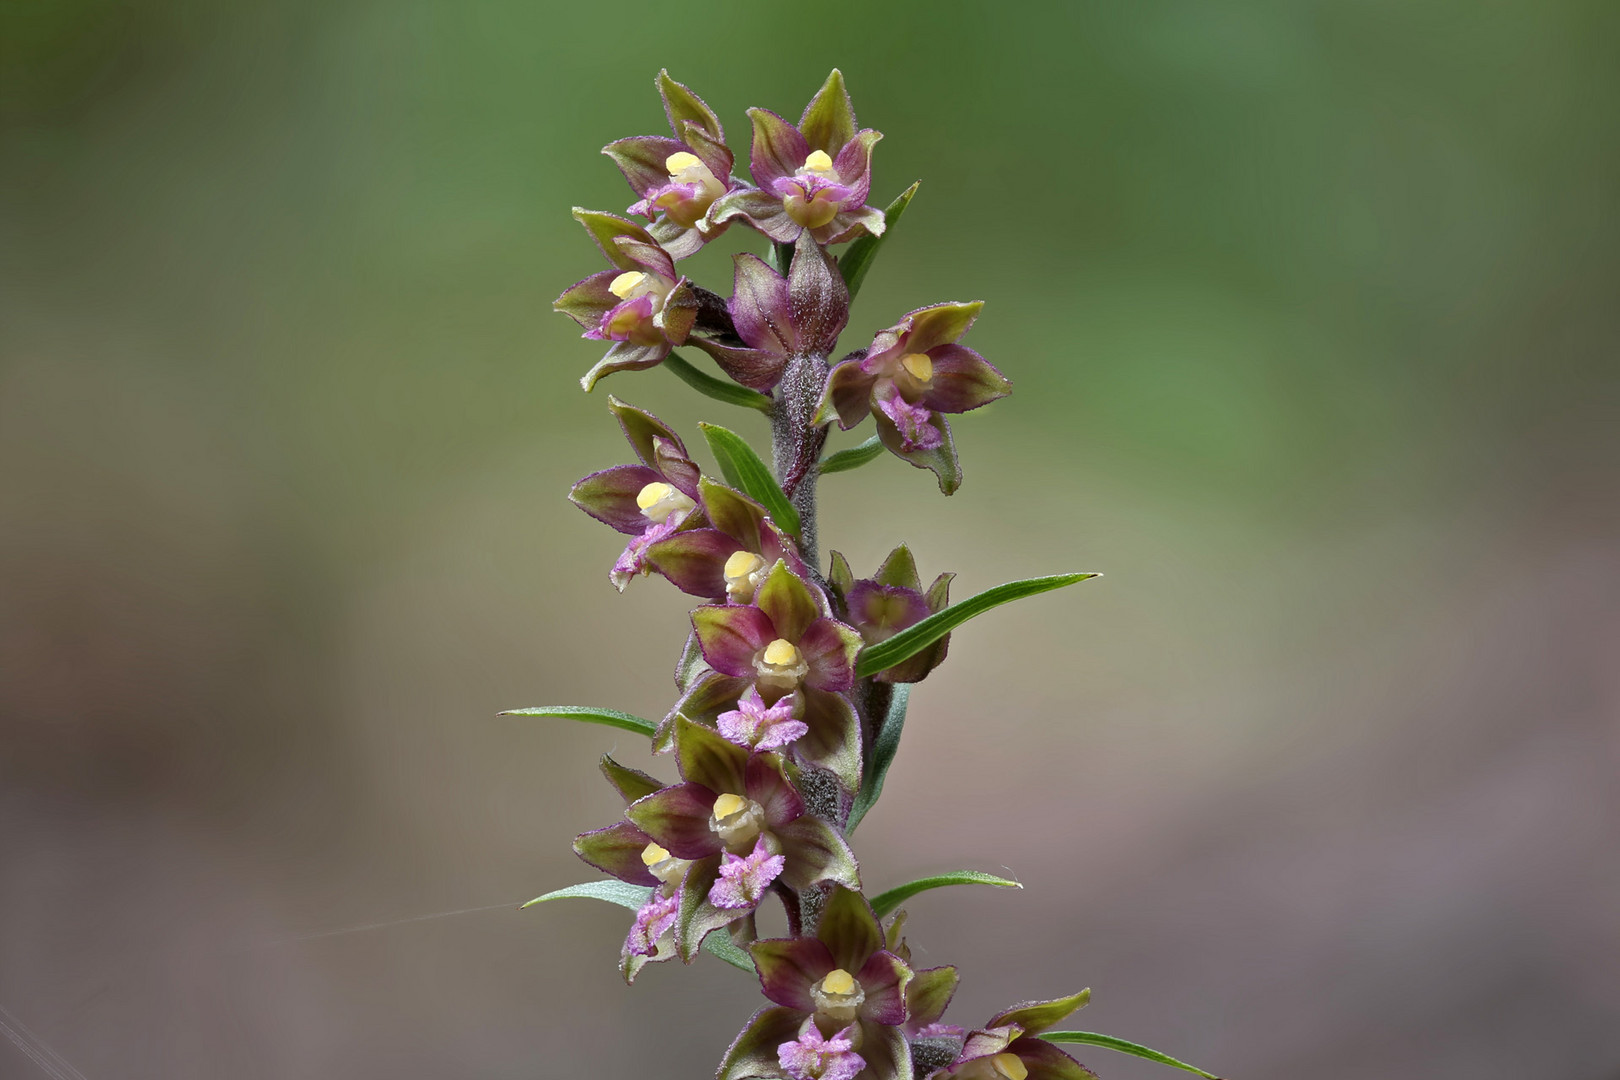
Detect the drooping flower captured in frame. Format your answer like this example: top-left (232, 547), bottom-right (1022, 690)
top-left (708, 833), bottom-right (787, 910)
top-left (669, 560), bottom-right (865, 790)
top-left (626, 718), bottom-right (859, 958)
top-left (827, 544), bottom-right (955, 684)
top-left (554, 210), bottom-right (700, 391)
top-left (603, 70), bottom-right (741, 259)
top-left (684, 231), bottom-right (850, 392)
top-left (716, 685), bottom-right (808, 751)
top-left (777, 1020), bottom-right (867, 1080)
top-left (927, 993), bottom-right (1098, 1080)
top-left (718, 886), bottom-right (915, 1080)
top-left (819, 302), bottom-right (1011, 494)
top-left (711, 70), bottom-right (886, 246)
top-left (568, 398), bottom-right (704, 590)
top-left (644, 478), bottom-right (807, 604)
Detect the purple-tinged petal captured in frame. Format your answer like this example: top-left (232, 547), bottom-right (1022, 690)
top-left (774, 814), bottom-right (860, 891)
top-left (846, 581), bottom-right (929, 644)
top-left (719, 1006), bottom-right (811, 1080)
top-left (854, 950), bottom-right (913, 1027)
top-left (709, 835), bottom-right (786, 910)
top-left (718, 686), bottom-right (806, 751)
top-left (600, 754), bottom-right (664, 803)
top-left (746, 107), bottom-right (811, 189)
top-left (675, 852), bottom-right (737, 961)
top-left (603, 135), bottom-right (689, 198)
top-left (611, 235), bottom-right (679, 282)
top-left (658, 670), bottom-right (748, 752)
top-left (691, 339), bottom-right (792, 392)
top-left (794, 687), bottom-right (861, 792)
top-left (899, 301), bottom-right (983, 355)
top-left (607, 395), bottom-right (686, 467)
top-left (580, 339), bottom-right (670, 392)
top-left (554, 269), bottom-right (619, 329)
top-left (569, 464), bottom-right (666, 534)
top-left (571, 208), bottom-right (658, 271)
top-left (1008, 1036), bottom-right (1100, 1080)
top-left (649, 433), bottom-right (701, 496)
top-left (873, 392), bottom-right (961, 495)
top-left (657, 279), bottom-right (699, 343)
top-left (609, 517), bottom-right (680, 592)
top-left (798, 69), bottom-right (857, 155)
top-left (625, 782), bottom-right (721, 860)
top-left (649, 219), bottom-right (705, 260)
top-left (712, 186), bottom-right (804, 243)
top-left (700, 478), bottom-right (768, 552)
top-left (957, 1026), bottom-right (1021, 1064)
top-left (750, 936), bottom-right (834, 1010)
top-left (904, 966), bottom-right (960, 1036)
top-left (745, 751), bottom-right (805, 826)
top-left (814, 203), bottom-right (886, 246)
top-left (673, 715), bottom-right (749, 795)
top-left (657, 69), bottom-right (723, 143)
top-left (831, 128), bottom-right (881, 205)
top-left (731, 252), bottom-right (797, 354)
top-left (819, 356), bottom-right (879, 430)
top-left (854, 1021), bottom-right (912, 1080)
top-left (756, 560), bottom-right (822, 643)
top-left (798, 618), bottom-right (863, 693)
top-left (573, 820), bottom-right (659, 885)
top-left (692, 603), bottom-right (777, 677)
top-left (787, 232), bottom-right (850, 357)
top-left (677, 119), bottom-right (734, 184)
top-left (778, 1020), bottom-right (866, 1080)
top-left (815, 885), bottom-right (883, 973)
top-left (645, 527), bottom-right (739, 600)
top-left (915, 344), bottom-right (1011, 414)
top-left (985, 992), bottom-right (1091, 1037)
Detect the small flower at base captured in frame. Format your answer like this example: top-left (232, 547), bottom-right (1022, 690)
top-left (708, 834), bottom-right (786, 910)
top-left (777, 1021), bottom-right (866, 1080)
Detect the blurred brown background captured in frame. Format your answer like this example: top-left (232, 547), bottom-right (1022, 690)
top-left (3, 1), bottom-right (1618, 1078)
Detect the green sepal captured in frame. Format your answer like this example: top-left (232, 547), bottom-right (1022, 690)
top-left (869, 870), bottom-right (1022, 919)
top-left (674, 715), bottom-right (749, 795)
top-left (874, 544), bottom-right (921, 590)
top-left (657, 69), bottom-right (722, 141)
top-left (845, 684), bottom-right (908, 834)
top-left (675, 854), bottom-right (733, 962)
top-left (757, 557), bottom-right (821, 639)
top-left (839, 181), bottom-right (919, 300)
top-left (775, 814), bottom-right (860, 892)
top-left (988, 990), bottom-right (1092, 1036)
top-left (1040, 1032), bottom-right (1224, 1080)
top-left (815, 884), bottom-right (883, 972)
top-left (498, 705), bottom-right (656, 738)
top-left (572, 207), bottom-right (657, 271)
top-left (600, 754), bottom-right (663, 803)
top-left (665, 352), bottom-right (774, 413)
top-left (800, 69), bottom-right (855, 154)
top-left (856, 573), bottom-right (1100, 679)
top-left (718, 1006), bottom-right (805, 1080)
top-left (827, 549), bottom-right (855, 600)
top-left (819, 434), bottom-right (884, 475)
top-left (698, 422), bottom-right (801, 538)
top-left (905, 964), bottom-right (960, 1032)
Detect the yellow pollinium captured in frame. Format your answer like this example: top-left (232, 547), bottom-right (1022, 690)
top-left (762, 639), bottom-right (800, 667)
top-left (819, 968), bottom-right (856, 996)
top-left (636, 482), bottom-right (676, 511)
top-left (665, 151), bottom-right (704, 176)
top-left (609, 270), bottom-right (647, 299)
top-left (725, 550), bottom-right (765, 580)
top-left (900, 352), bottom-right (934, 382)
top-left (802, 149), bottom-right (834, 173)
top-left (640, 842), bottom-right (671, 867)
top-left (990, 1053), bottom-right (1028, 1080)
top-left (712, 792), bottom-right (749, 819)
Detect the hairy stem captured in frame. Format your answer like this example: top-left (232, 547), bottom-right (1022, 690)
top-left (772, 352), bottom-right (830, 568)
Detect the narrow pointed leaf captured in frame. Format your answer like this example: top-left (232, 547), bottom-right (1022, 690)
top-left (839, 182), bottom-right (919, 300)
top-left (869, 870), bottom-right (1022, 919)
top-left (819, 434), bottom-right (883, 475)
top-left (665, 351), bottom-right (773, 413)
top-left (500, 705), bottom-right (656, 737)
top-left (521, 879), bottom-right (652, 910)
top-left (856, 573), bottom-right (1099, 679)
top-left (845, 684), bottom-right (908, 833)
top-left (699, 422), bottom-right (801, 537)
top-left (1040, 1033), bottom-right (1223, 1080)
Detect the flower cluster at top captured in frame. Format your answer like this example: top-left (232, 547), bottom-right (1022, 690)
top-left (531, 70), bottom-right (1205, 1080)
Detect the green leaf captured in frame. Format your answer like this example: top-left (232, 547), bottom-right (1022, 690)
top-left (521, 880), bottom-right (753, 973)
top-left (839, 182), bottom-right (919, 300)
top-left (845, 684), bottom-right (909, 834)
top-left (699, 422), bottom-right (801, 537)
top-left (521, 879), bottom-right (652, 911)
top-left (869, 870), bottom-right (1022, 919)
top-left (499, 705), bottom-right (656, 738)
top-left (855, 573), bottom-right (1099, 679)
top-left (768, 240), bottom-right (796, 277)
top-left (1040, 1033), bottom-right (1223, 1080)
top-left (664, 352), bottom-right (773, 413)
top-left (819, 435), bottom-right (883, 475)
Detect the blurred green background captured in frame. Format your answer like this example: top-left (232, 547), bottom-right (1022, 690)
top-left (4, 1), bottom-right (1618, 1077)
